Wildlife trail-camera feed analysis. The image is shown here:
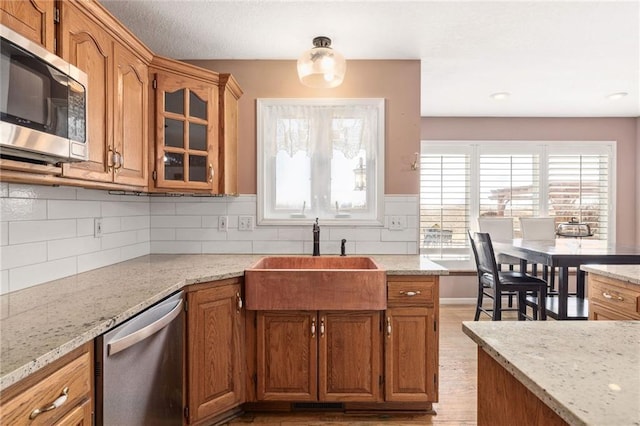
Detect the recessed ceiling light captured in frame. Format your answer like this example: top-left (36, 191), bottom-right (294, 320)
top-left (606, 92), bottom-right (628, 100)
top-left (490, 92), bottom-right (510, 100)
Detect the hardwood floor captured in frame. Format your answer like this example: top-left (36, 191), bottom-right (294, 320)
top-left (226, 304), bottom-right (502, 425)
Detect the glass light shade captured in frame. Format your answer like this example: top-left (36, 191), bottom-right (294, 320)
top-left (297, 37), bottom-right (346, 89)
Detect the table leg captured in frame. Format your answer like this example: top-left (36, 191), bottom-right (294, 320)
top-left (576, 269), bottom-right (586, 299)
top-left (558, 267), bottom-right (569, 320)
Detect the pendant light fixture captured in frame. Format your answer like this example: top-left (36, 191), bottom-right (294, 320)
top-left (297, 36), bottom-right (346, 89)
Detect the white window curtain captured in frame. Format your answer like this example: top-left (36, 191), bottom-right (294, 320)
top-left (258, 99), bottom-right (384, 225)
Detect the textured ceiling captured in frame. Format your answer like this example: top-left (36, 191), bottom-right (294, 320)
top-left (100, 0), bottom-right (640, 117)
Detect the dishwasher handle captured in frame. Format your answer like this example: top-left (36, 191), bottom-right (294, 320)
top-left (107, 297), bottom-right (183, 356)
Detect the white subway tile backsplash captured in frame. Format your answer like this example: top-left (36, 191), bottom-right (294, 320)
top-left (101, 231), bottom-right (139, 251)
top-left (9, 184), bottom-right (77, 200)
top-left (77, 248), bottom-right (121, 274)
top-left (77, 218), bottom-right (94, 237)
top-left (151, 228), bottom-right (176, 240)
top-left (1, 198), bottom-right (47, 221)
top-left (9, 257), bottom-right (77, 292)
top-left (0, 270), bottom-right (8, 295)
top-left (47, 236), bottom-right (101, 260)
top-left (1, 242), bottom-right (47, 269)
top-left (176, 202), bottom-right (226, 216)
top-left (149, 202), bottom-right (176, 215)
top-left (176, 228), bottom-right (228, 241)
top-left (1, 222), bottom-right (7, 246)
top-left (252, 240), bottom-right (303, 254)
top-left (151, 215), bottom-right (202, 228)
top-left (151, 241), bottom-right (202, 254)
top-left (1, 190), bottom-right (420, 293)
top-left (9, 219), bottom-right (77, 244)
top-left (0, 183), bottom-right (8, 197)
top-left (202, 240), bottom-right (252, 254)
top-left (48, 200), bottom-right (101, 219)
top-left (122, 216), bottom-right (150, 231)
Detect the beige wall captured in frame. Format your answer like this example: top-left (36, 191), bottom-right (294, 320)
top-left (186, 60), bottom-right (421, 195)
top-left (421, 117), bottom-right (638, 245)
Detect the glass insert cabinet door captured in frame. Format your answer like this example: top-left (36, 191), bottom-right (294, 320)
top-left (152, 71), bottom-right (219, 192)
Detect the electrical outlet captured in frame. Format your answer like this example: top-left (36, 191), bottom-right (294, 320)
top-left (238, 216), bottom-right (254, 231)
top-left (94, 218), bottom-right (103, 238)
top-left (389, 216), bottom-right (405, 231)
top-left (218, 215), bottom-right (228, 231)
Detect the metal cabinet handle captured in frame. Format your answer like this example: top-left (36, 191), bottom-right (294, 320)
top-left (320, 318), bottom-right (325, 337)
top-left (311, 318), bottom-right (316, 338)
top-left (400, 290), bottom-right (421, 297)
top-left (386, 317), bottom-right (392, 337)
top-left (209, 164), bottom-right (214, 182)
top-left (236, 292), bottom-right (243, 312)
top-left (30, 387), bottom-right (69, 419)
top-left (602, 291), bottom-right (624, 301)
top-left (107, 146), bottom-right (115, 171)
top-left (113, 150), bottom-right (123, 171)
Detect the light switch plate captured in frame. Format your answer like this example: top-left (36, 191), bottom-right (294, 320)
top-left (218, 215), bottom-right (228, 231)
top-left (238, 216), bottom-right (254, 231)
top-left (389, 216), bottom-right (405, 230)
top-left (94, 218), bottom-right (103, 238)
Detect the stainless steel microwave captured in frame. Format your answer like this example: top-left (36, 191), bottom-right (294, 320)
top-left (0, 24), bottom-right (89, 163)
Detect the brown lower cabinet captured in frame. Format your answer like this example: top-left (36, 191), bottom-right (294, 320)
top-left (0, 342), bottom-right (93, 425)
top-left (588, 273), bottom-right (640, 320)
top-left (186, 278), bottom-right (245, 424)
top-left (256, 311), bottom-right (382, 402)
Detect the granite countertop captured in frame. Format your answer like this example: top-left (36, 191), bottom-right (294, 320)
top-left (581, 264), bottom-right (640, 285)
top-left (0, 254), bottom-right (447, 391)
top-left (463, 321), bottom-right (640, 426)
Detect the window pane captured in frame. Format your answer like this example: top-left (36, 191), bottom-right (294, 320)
top-left (165, 118), bottom-right (183, 148)
top-left (189, 91), bottom-right (206, 119)
top-left (165, 89), bottom-right (184, 115)
top-left (189, 155), bottom-right (207, 182)
top-left (164, 152), bottom-right (184, 181)
top-left (548, 154), bottom-right (609, 239)
top-left (330, 149), bottom-right (367, 215)
top-left (420, 154), bottom-right (470, 253)
top-left (275, 150), bottom-right (311, 212)
top-left (189, 123), bottom-right (207, 151)
top-left (479, 154), bottom-right (539, 235)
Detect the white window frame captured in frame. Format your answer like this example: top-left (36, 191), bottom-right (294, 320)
top-left (257, 98), bottom-right (385, 226)
top-left (420, 140), bottom-right (616, 256)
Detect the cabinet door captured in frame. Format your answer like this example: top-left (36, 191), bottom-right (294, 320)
top-left (187, 283), bottom-right (244, 423)
top-left (55, 398), bottom-right (92, 426)
top-left (113, 42), bottom-right (148, 186)
top-left (319, 311), bottom-right (382, 402)
top-left (153, 71), bottom-right (219, 192)
top-left (256, 311), bottom-right (317, 401)
top-left (59, 3), bottom-right (113, 183)
top-left (0, 0), bottom-right (54, 51)
top-left (385, 307), bottom-right (437, 402)
top-left (590, 302), bottom-right (638, 320)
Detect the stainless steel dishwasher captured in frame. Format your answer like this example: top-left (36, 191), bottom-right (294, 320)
top-left (96, 291), bottom-right (184, 425)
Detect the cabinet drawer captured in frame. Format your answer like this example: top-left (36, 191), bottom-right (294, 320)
top-left (387, 277), bottom-right (435, 307)
top-left (1, 351), bottom-right (92, 425)
top-left (589, 276), bottom-right (640, 319)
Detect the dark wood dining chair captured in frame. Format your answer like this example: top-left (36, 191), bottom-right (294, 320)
top-left (468, 231), bottom-right (548, 321)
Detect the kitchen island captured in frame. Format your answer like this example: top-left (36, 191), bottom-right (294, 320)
top-left (463, 321), bottom-right (640, 426)
top-left (0, 254), bottom-right (447, 392)
top-left (582, 264), bottom-right (640, 320)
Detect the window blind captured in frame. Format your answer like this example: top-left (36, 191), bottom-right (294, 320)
top-left (547, 154), bottom-right (609, 239)
top-left (419, 153), bottom-right (470, 252)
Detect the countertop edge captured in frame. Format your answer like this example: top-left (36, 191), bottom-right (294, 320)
top-left (581, 265), bottom-right (640, 285)
top-left (461, 323), bottom-right (586, 426)
top-left (1, 256), bottom-right (447, 391)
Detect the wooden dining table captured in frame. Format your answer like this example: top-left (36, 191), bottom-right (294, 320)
top-left (492, 238), bottom-right (640, 320)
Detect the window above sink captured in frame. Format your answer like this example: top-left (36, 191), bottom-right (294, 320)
top-left (256, 98), bottom-right (385, 226)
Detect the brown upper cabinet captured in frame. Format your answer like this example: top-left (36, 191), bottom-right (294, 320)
top-left (149, 56), bottom-right (219, 193)
top-left (0, 0), bottom-right (55, 52)
top-left (58, 1), bottom-right (151, 189)
top-left (218, 74), bottom-right (243, 195)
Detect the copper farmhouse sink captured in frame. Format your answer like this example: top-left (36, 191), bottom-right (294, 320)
top-left (244, 256), bottom-right (386, 310)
